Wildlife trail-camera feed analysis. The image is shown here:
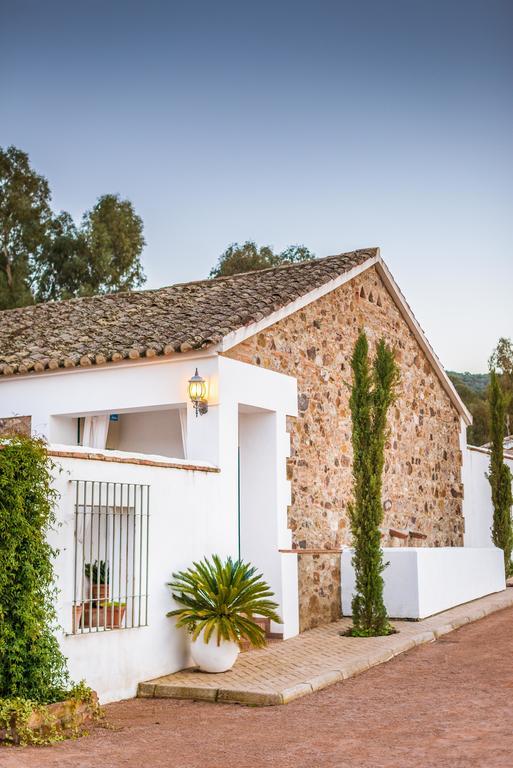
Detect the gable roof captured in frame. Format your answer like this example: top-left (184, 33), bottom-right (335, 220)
top-left (0, 248), bottom-right (374, 375)
top-left (0, 246), bottom-right (471, 423)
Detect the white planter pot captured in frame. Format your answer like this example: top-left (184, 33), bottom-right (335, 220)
top-left (191, 628), bottom-right (240, 673)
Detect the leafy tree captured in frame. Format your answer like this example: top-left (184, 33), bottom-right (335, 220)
top-left (1, 145), bottom-right (146, 306)
top-left (489, 338), bottom-right (513, 435)
top-left (34, 212), bottom-right (89, 301)
top-left (37, 195), bottom-right (146, 300)
top-left (80, 194), bottom-right (146, 295)
top-left (0, 146), bottom-right (53, 310)
top-left (488, 372), bottom-right (513, 577)
top-left (348, 331), bottom-right (399, 636)
top-left (209, 240), bottom-right (314, 278)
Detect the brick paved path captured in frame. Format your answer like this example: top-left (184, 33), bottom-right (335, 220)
top-left (139, 590), bottom-right (513, 705)
top-left (7, 603), bottom-right (513, 768)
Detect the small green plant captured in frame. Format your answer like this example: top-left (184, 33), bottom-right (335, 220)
top-left (167, 555), bottom-right (280, 648)
top-left (84, 560), bottom-right (109, 584)
top-left (488, 371), bottom-right (513, 577)
top-left (99, 601), bottom-right (125, 608)
top-left (347, 331), bottom-right (399, 637)
top-left (0, 682), bottom-right (99, 746)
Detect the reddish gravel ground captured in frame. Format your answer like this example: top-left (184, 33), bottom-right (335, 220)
top-left (3, 606), bottom-right (513, 768)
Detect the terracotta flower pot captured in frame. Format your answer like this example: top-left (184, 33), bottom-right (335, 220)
top-left (83, 603), bottom-right (126, 630)
top-left (72, 604), bottom-right (83, 633)
top-left (89, 583), bottom-right (109, 603)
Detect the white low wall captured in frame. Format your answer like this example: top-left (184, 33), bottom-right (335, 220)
top-left (341, 547), bottom-right (506, 620)
top-left (462, 445), bottom-right (513, 548)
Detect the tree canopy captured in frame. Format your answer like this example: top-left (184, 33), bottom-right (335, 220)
top-left (449, 337), bottom-right (513, 446)
top-left (489, 337), bottom-right (513, 435)
top-left (0, 145), bottom-right (146, 309)
top-left (209, 241), bottom-right (314, 278)
top-left (0, 146), bottom-right (53, 309)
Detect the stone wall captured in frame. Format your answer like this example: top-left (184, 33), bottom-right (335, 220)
top-left (225, 266), bottom-right (464, 631)
top-left (0, 415), bottom-right (31, 437)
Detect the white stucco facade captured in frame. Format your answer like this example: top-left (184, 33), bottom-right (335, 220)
top-left (0, 352), bottom-right (298, 702)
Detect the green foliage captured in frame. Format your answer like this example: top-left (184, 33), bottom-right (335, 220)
top-left (0, 145), bottom-right (53, 310)
top-left (489, 337), bottom-right (513, 435)
top-left (167, 555), bottom-right (280, 648)
top-left (84, 559), bottom-right (109, 585)
top-left (0, 144), bottom-right (146, 308)
top-left (0, 682), bottom-right (99, 745)
top-left (348, 331), bottom-right (399, 637)
top-left (0, 696), bottom-right (60, 746)
top-left (448, 338), bottom-right (513, 447)
top-left (99, 601), bottom-right (125, 608)
top-left (448, 372), bottom-right (490, 446)
top-left (209, 240), bottom-right (314, 278)
top-left (0, 436), bottom-right (70, 703)
top-left (36, 194), bottom-right (146, 301)
top-left (488, 372), bottom-right (513, 577)
top-left (79, 194), bottom-right (146, 295)
top-left (447, 371), bottom-right (490, 395)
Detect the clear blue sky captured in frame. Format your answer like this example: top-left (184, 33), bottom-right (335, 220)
top-left (1, 0), bottom-right (511, 372)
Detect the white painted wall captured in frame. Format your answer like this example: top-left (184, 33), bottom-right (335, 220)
top-left (341, 547), bottom-right (505, 619)
top-left (218, 357), bottom-right (299, 639)
top-left (50, 449), bottom-right (221, 704)
top-left (107, 409), bottom-right (185, 458)
top-left (462, 445), bottom-right (513, 548)
top-left (239, 410), bottom-right (284, 635)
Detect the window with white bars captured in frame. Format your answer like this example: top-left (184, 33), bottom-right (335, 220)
top-left (71, 480), bottom-right (150, 634)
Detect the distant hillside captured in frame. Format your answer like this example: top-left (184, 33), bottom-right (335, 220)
top-left (447, 371), bottom-right (489, 395)
top-left (447, 371), bottom-right (490, 446)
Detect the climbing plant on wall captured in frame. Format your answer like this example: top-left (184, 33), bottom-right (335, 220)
top-left (0, 435), bottom-right (70, 702)
top-left (488, 372), bottom-right (513, 577)
top-left (348, 330), bottom-right (399, 637)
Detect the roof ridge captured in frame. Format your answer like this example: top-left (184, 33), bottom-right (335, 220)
top-left (198, 247), bottom-right (379, 285)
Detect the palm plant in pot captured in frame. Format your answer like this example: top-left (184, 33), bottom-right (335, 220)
top-left (167, 555), bottom-right (281, 673)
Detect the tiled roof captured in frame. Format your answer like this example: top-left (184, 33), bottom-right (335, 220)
top-left (0, 248), bottom-right (377, 376)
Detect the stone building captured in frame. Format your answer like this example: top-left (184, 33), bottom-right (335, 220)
top-left (0, 248), bottom-right (471, 636)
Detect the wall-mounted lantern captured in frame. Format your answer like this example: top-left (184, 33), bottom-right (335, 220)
top-left (188, 368), bottom-right (208, 417)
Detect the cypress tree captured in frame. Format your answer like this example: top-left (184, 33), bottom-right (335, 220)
top-left (488, 371), bottom-right (513, 577)
top-left (348, 331), bottom-right (399, 636)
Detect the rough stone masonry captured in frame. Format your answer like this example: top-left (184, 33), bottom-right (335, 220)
top-left (225, 266), bottom-right (464, 631)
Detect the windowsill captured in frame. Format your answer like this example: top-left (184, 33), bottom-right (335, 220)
top-left (65, 625), bottom-right (149, 637)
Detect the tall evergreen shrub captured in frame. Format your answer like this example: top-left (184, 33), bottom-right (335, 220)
top-left (0, 436), bottom-right (70, 702)
top-left (488, 372), bottom-right (513, 576)
top-left (348, 331), bottom-right (399, 636)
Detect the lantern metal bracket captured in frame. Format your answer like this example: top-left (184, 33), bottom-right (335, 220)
top-left (194, 400), bottom-right (209, 417)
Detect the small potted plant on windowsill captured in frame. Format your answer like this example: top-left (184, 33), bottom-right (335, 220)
top-left (167, 555), bottom-right (281, 673)
top-left (83, 601), bottom-right (126, 630)
top-left (84, 560), bottom-right (109, 603)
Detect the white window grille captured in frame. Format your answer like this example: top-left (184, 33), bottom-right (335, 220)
top-left (71, 480), bottom-right (150, 633)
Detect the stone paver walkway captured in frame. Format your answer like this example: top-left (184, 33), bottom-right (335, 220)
top-left (138, 588), bottom-right (513, 706)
